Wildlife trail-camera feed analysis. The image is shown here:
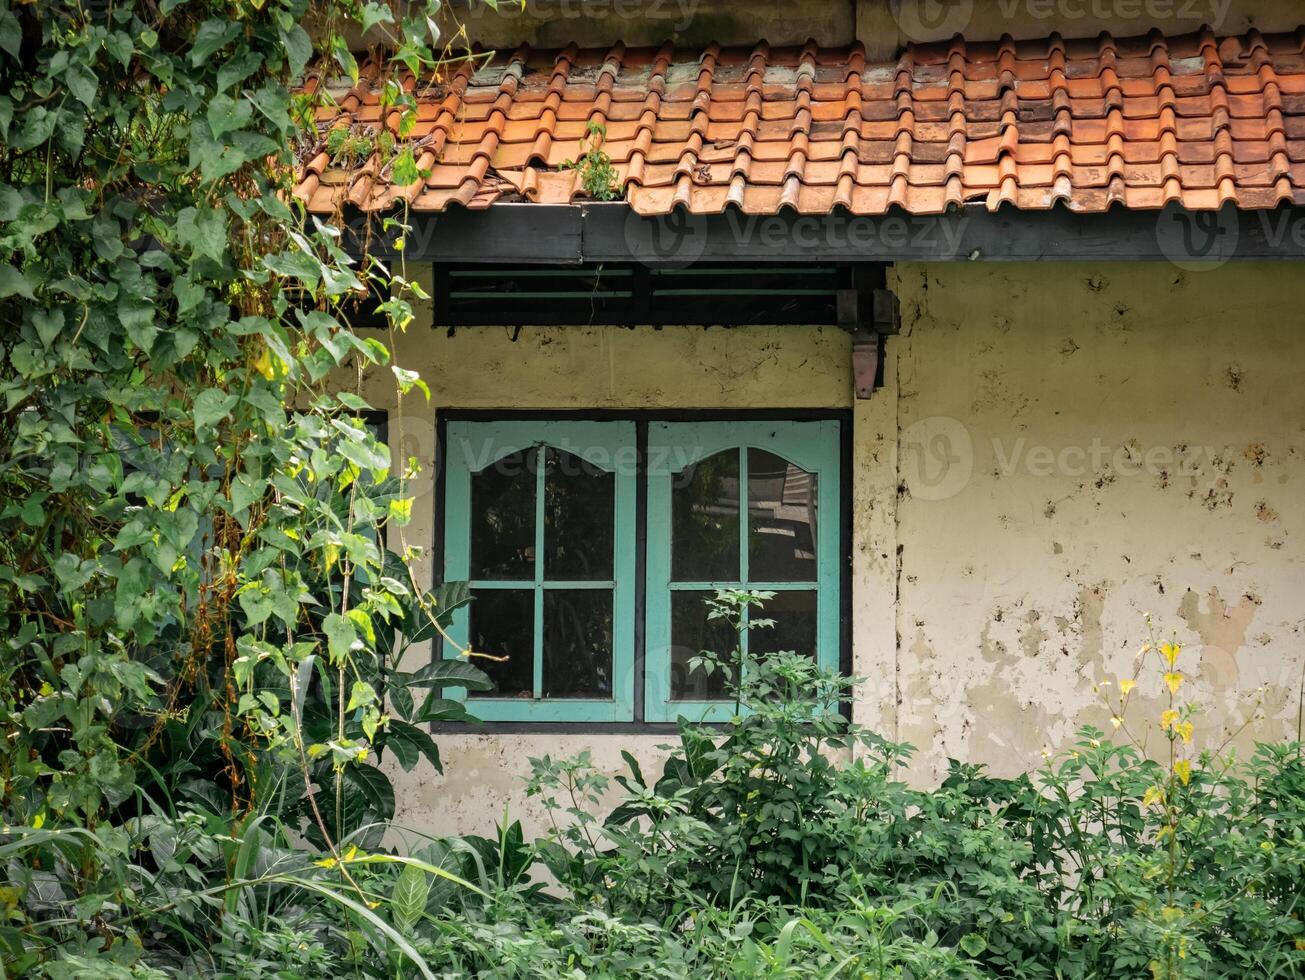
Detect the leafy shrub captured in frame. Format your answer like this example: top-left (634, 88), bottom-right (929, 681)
top-left (513, 596), bottom-right (1305, 979)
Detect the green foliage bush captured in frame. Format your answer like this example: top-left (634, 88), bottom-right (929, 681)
top-left (450, 598), bottom-right (1305, 979)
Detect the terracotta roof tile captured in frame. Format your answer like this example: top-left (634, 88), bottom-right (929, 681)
top-left (294, 27), bottom-right (1305, 215)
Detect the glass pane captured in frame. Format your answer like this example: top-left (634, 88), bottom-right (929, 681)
top-left (544, 449), bottom-right (614, 580)
top-left (467, 589), bottom-right (533, 699)
top-left (671, 450), bottom-right (740, 582)
top-left (542, 590), bottom-right (613, 698)
top-left (749, 589), bottom-right (818, 660)
top-left (470, 448), bottom-right (536, 580)
top-left (670, 590), bottom-right (738, 701)
top-left (748, 449), bottom-right (818, 583)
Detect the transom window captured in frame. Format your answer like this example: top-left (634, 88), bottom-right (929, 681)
top-left (440, 416), bottom-right (842, 724)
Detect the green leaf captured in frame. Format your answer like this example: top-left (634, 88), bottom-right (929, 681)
top-left (342, 763), bottom-right (395, 820)
top-left (104, 31), bottom-right (134, 70)
top-left (346, 680), bottom-right (377, 712)
top-left (0, 264), bottom-right (34, 300)
top-left (207, 93), bottom-right (253, 139)
top-left (279, 24), bottom-right (312, 75)
top-left (323, 612), bottom-right (357, 663)
top-left (239, 588), bottom-right (273, 627)
top-left (405, 582), bottom-right (471, 642)
top-left (360, 2), bottom-right (396, 33)
top-left (216, 51), bottom-right (263, 92)
top-left (65, 64), bottom-right (98, 108)
top-left (190, 19), bottom-right (240, 66)
top-left (405, 659), bottom-right (493, 692)
top-left (231, 473), bottom-right (262, 516)
top-left (0, 7), bottom-right (19, 59)
top-left (32, 309), bottom-right (63, 347)
top-left (414, 696), bottom-right (476, 724)
top-left (959, 934), bottom-right (987, 958)
top-left (192, 388), bottom-right (238, 433)
top-left (176, 206), bottom-right (228, 262)
top-left (390, 862), bottom-right (430, 934)
top-left (384, 720), bottom-right (441, 773)
top-left (118, 297), bottom-right (157, 352)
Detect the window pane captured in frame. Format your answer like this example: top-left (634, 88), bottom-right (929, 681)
top-left (749, 589), bottom-right (818, 660)
top-left (669, 590), bottom-right (738, 701)
top-left (544, 449), bottom-right (614, 580)
top-left (672, 450), bottom-right (740, 582)
top-left (748, 449), bottom-right (818, 583)
top-left (543, 590), bottom-right (613, 698)
top-left (467, 589), bottom-right (533, 698)
top-left (470, 448), bottom-right (536, 580)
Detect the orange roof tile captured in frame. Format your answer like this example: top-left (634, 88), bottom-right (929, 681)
top-left (293, 28), bottom-right (1305, 216)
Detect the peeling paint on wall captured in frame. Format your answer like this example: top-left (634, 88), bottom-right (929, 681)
top-left (893, 260), bottom-right (1305, 781)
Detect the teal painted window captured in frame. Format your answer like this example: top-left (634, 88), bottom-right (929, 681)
top-left (644, 421), bottom-right (842, 723)
top-left (442, 420), bottom-right (637, 722)
top-left (440, 417), bottom-right (842, 724)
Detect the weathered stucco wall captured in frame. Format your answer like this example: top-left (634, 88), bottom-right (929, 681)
top-left (366, 260), bottom-right (1305, 838)
top-left (890, 261), bottom-right (1305, 781)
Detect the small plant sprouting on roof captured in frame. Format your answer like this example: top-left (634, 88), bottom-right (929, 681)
top-left (561, 121), bottom-right (621, 202)
top-left (325, 124), bottom-right (383, 169)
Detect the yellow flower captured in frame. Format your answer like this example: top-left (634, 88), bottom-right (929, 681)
top-left (1173, 760), bottom-right (1191, 785)
top-left (1110, 716), bottom-right (1123, 729)
top-left (1119, 678), bottom-right (1136, 696)
top-left (1175, 721), bottom-right (1194, 744)
top-left (1160, 709), bottom-right (1180, 730)
top-left (1142, 785), bottom-right (1166, 808)
top-left (1163, 672), bottom-right (1184, 695)
top-left (1160, 642), bottom-right (1181, 666)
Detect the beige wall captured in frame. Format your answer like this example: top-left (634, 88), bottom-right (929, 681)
top-left (890, 261), bottom-right (1305, 780)
top-left (364, 260), bottom-right (1305, 837)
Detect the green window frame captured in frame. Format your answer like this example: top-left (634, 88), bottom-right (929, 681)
top-left (439, 416), bottom-right (842, 725)
top-left (442, 420), bottom-right (637, 722)
top-left (644, 420), bottom-right (842, 723)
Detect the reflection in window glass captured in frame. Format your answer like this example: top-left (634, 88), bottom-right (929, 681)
top-left (467, 589), bottom-right (533, 698)
top-left (748, 449), bottom-right (817, 583)
top-left (670, 590), bottom-right (737, 701)
top-left (544, 450), bottom-right (614, 580)
top-left (543, 589), bottom-right (613, 698)
top-left (672, 450), bottom-right (739, 582)
top-left (749, 589), bottom-right (818, 660)
top-left (470, 448), bottom-right (535, 580)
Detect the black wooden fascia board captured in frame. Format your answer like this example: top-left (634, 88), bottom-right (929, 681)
top-left (344, 201), bottom-right (1305, 264)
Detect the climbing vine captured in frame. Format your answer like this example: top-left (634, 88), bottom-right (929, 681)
top-left (0, 1), bottom-right (488, 973)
